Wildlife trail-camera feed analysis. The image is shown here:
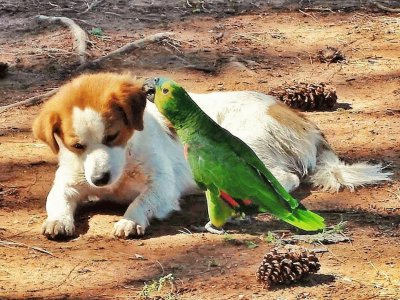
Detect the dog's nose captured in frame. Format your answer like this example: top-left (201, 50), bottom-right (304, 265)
top-left (91, 172), bottom-right (110, 186)
top-left (143, 77), bottom-right (159, 103)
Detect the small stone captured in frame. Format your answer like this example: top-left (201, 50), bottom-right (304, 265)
top-left (0, 62), bottom-right (8, 79)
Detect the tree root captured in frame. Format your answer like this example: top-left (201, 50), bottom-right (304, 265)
top-left (35, 15), bottom-right (88, 65)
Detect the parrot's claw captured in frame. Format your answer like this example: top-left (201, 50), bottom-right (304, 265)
top-left (205, 221), bottom-right (225, 235)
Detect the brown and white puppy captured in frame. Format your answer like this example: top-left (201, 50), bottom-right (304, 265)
top-left (33, 73), bottom-right (158, 238)
top-left (33, 72), bottom-right (391, 239)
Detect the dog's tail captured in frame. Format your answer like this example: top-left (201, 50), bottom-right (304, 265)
top-left (309, 143), bottom-right (392, 192)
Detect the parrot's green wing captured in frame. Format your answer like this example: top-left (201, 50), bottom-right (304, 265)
top-left (203, 128), bottom-right (325, 231)
top-left (190, 137), bottom-right (325, 231)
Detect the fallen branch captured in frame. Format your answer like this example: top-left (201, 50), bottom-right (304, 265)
top-left (35, 15), bottom-right (88, 65)
top-left (303, 7), bottom-right (335, 12)
top-left (299, 9), bottom-right (318, 21)
top-left (48, 1), bottom-right (78, 12)
top-left (372, 1), bottom-right (400, 12)
top-left (31, 246), bottom-right (55, 256)
top-left (1, 32), bottom-right (174, 113)
top-left (0, 88), bottom-right (58, 114)
top-left (76, 32), bottom-right (174, 71)
top-left (0, 239), bottom-right (55, 256)
top-left (79, 0), bottom-right (104, 15)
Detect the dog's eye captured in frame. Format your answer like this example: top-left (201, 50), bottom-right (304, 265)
top-left (162, 88), bottom-right (169, 95)
top-left (103, 132), bottom-right (119, 145)
top-left (72, 143), bottom-right (85, 150)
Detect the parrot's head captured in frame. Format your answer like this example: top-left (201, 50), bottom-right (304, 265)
top-left (145, 77), bottom-right (192, 123)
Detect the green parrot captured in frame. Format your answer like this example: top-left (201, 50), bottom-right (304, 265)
top-left (148, 77), bottom-right (325, 234)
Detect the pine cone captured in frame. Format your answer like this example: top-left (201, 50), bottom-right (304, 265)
top-left (269, 82), bottom-right (337, 111)
top-left (256, 248), bottom-right (320, 288)
top-left (316, 46), bottom-right (346, 64)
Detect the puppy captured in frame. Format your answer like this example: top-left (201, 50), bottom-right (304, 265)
top-left (33, 72), bottom-right (391, 239)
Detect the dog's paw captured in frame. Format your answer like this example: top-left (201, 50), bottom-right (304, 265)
top-left (42, 218), bottom-right (75, 239)
top-left (112, 219), bottom-right (145, 238)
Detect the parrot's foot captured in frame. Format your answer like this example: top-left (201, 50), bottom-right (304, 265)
top-left (205, 221), bottom-right (225, 235)
top-left (226, 216), bottom-right (252, 225)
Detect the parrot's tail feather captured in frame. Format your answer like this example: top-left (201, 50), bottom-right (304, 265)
top-left (311, 149), bottom-right (392, 192)
top-left (284, 209), bottom-right (325, 231)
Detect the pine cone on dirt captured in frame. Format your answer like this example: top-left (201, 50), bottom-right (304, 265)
top-left (256, 248), bottom-right (320, 288)
top-left (316, 46), bottom-right (346, 64)
top-left (269, 82), bottom-right (337, 111)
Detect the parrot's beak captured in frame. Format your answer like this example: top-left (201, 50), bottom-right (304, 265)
top-left (143, 77), bottom-right (158, 103)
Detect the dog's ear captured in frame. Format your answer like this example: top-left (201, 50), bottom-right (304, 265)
top-left (32, 109), bottom-right (61, 153)
top-left (112, 81), bottom-right (147, 131)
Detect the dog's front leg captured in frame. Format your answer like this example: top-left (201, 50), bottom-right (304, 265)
top-left (42, 169), bottom-right (82, 239)
top-left (112, 178), bottom-right (180, 238)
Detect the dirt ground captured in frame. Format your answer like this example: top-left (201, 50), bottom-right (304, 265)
top-left (0, 1), bottom-right (399, 299)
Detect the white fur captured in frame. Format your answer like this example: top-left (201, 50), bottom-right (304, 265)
top-left (310, 150), bottom-right (391, 192)
top-left (72, 107), bottom-right (105, 144)
top-left (72, 107), bottom-right (126, 186)
top-left (41, 90), bottom-right (392, 239)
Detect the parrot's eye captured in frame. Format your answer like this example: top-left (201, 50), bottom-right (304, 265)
top-left (162, 88), bottom-right (169, 95)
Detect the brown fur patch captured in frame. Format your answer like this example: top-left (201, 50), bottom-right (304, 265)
top-left (32, 109), bottom-right (61, 153)
top-left (102, 104), bottom-right (134, 147)
top-left (111, 164), bottom-right (149, 199)
top-left (268, 102), bottom-right (316, 136)
top-left (162, 117), bottom-right (178, 140)
top-left (33, 73), bottom-right (147, 153)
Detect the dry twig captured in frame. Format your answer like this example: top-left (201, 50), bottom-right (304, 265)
top-left (79, 0), bottom-right (104, 14)
top-left (48, 1), bottom-right (78, 12)
top-left (155, 260), bottom-right (165, 275)
top-left (0, 239), bottom-right (55, 256)
top-left (76, 32), bottom-right (174, 71)
top-left (35, 15), bottom-right (88, 65)
top-left (304, 7), bottom-right (335, 12)
top-left (299, 9), bottom-right (318, 21)
top-left (0, 89), bottom-right (58, 114)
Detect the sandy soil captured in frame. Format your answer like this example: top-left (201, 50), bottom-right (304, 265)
top-left (0, 1), bottom-right (399, 299)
